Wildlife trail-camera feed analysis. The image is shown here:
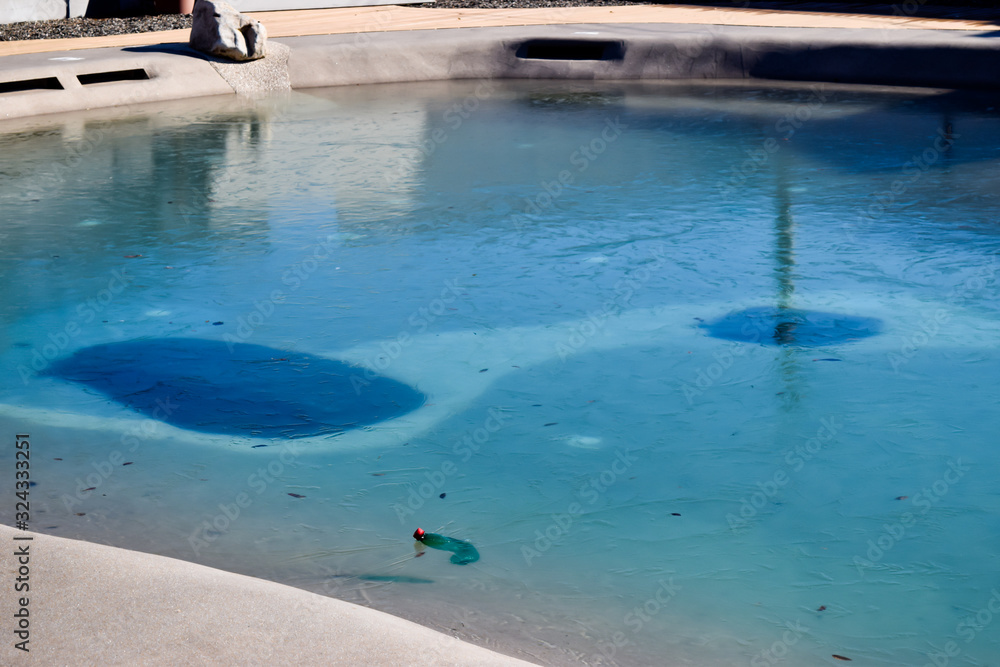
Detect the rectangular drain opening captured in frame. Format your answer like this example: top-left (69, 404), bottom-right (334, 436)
top-left (77, 68), bottom-right (150, 85)
top-left (515, 40), bottom-right (624, 61)
top-left (0, 77), bottom-right (64, 94)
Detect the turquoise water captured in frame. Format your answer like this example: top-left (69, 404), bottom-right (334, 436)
top-left (2, 80), bottom-right (1000, 665)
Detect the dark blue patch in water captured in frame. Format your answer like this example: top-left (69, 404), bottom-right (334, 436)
top-left (45, 338), bottom-right (425, 438)
top-left (702, 307), bottom-right (882, 347)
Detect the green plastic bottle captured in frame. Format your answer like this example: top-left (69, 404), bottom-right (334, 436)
top-left (413, 528), bottom-right (480, 565)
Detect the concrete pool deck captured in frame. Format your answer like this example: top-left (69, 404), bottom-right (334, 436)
top-left (2, 4), bottom-right (1000, 120)
top-left (0, 524), bottom-right (535, 666)
top-left (1, 3), bottom-right (999, 665)
top-left (0, 4), bottom-right (997, 57)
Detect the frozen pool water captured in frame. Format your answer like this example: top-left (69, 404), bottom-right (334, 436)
top-left (2, 79), bottom-right (1000, 665)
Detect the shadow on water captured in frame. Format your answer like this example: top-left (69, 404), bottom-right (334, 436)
top-left (705, 152), bottom-right (883, 349)
top-left (701, 306), bottom-right (883, 347)
top-left (44, 338), bottom-right (425, 439)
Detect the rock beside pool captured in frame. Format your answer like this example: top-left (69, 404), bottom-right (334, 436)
top-left (189, 0), bottom-right (266, 62)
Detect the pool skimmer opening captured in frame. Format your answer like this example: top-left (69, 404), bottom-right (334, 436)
top-left (515, 39), bottom-right (625, 61)
top-left (0, 76), bottom-right (64, 94)
top-left (77, 68), bottom-right (150, 85)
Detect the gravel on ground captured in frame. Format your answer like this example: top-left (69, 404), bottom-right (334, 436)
top-left (0, 15), bottom-right (191, 42)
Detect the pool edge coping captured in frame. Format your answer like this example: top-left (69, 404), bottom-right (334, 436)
top-left (3, 8), bottom-right (1000, 667)
top-left (1, 20), bottom-right (1000, 122)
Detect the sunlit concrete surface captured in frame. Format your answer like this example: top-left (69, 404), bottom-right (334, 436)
top-left (0, 524), bottom-right (537, 665)
top-left (1, 4), bottom-right (999, 665)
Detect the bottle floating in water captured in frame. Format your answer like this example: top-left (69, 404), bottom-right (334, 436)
top-left (413, 528), bottom-right (480, 565)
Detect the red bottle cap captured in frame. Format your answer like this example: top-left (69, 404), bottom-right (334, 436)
top-left (413, 528), bottom-right (425, 540)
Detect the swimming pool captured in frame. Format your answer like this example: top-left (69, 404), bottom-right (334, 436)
top-left (2, 79), bottom-right (1000, 665)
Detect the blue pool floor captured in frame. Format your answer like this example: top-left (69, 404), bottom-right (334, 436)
top-left (2, 80), bottom-right (1000, 665)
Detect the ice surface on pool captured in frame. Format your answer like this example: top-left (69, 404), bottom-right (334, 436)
top-left (2, 81), bottom-right (1000, 666)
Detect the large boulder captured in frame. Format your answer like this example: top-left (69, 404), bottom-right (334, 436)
top-left (189, 0), bottom-right (267, 62)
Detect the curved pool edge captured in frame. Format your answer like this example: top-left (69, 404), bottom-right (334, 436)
top-left (3, 12), bottom-right (1000, 667)
top-left (0, 43), bottom-right (233, 121)
top-left (283, 23), bottom-right (1000, 90)
top-left (0, 523), bottom-right (538, 666)
top-left (2, 21), bottom-right (1000, 121)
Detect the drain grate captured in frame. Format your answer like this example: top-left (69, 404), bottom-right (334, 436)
top-left (0, 77), bottom-right (63, 94)
top-left (515, 39), bottom-right (625, 61)
top-left (77, 68), bottom-right (150, 85)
